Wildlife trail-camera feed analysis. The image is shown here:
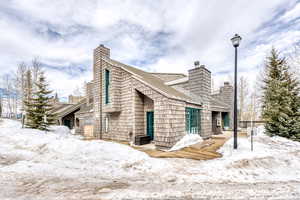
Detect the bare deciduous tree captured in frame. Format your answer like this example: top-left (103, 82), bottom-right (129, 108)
top-left (0, 91), bottom-right (2, 117)
top-left (246, 82), bottom-right (261, 121)
top-left (72, 84), bottom-right (85, 97)
top-left (288, 44), bottom-right (300, 80)
top-left (31, 57), bottom-right (42, 93)
top-left (2, 74), bottom-right (14, 117)
top-left (238, 76), bottom-right (249, 121)
top-left (15, 62), bottom-right (28, 112)
top-left (24, 70), bottom-right (33, 105)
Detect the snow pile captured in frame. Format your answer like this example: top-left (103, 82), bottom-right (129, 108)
top-left (49, 125), bottom-right (71, 136)
top-left (201, 126), bottom-right (300, 182)
top-left (169, 134), bottom-right (203, 151)
top-left (0, 119), bottom-right (170, 180)
top-left (246, 125), bottom-right (265, 137)
top-left (1, 118), bottom-right (300, 200)
top-left (256, 125), bottom-right (265, 136)
top-left (218, 136), bottom-right (271, 160)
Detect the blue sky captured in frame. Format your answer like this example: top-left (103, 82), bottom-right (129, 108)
top-left (0, 0), bottom-right (300, 99)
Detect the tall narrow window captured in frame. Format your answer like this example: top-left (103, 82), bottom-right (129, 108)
top-left (105, 116), bottom-right (109, 132)
top-left (105, 69), bottom-right (110, 104)
top-left (185, 107), bottom-right (201, 134)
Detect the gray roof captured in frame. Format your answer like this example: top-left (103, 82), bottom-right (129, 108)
top-left (51, 103), bottom-right (73, 113)
top-left (150, 73), bottom-right (186, 82)
top-left (210, 96), bottom-right (230, 111)
top-left (53, 99), bottom-right (86, 117)
top-left (171, 85), bottom-right (203, 105)
top-left (75, 103), bottom-right (93, 114)
top-left (107, 58), bottom-right (202, 105)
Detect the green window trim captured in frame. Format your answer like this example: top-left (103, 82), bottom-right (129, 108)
top-left (105, 69), bottom-right (110, 104)
top-left (185, 107), bottom-right (201, 134)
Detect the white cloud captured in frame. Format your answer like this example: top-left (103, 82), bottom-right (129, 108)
top-left (280, 2), bottom-right (300, 22)
top-left (0, 0), bottom-right (299, 98)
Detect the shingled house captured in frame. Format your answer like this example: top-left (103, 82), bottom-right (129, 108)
top-left (50, 94), bottom-right (85, 130)
top-left (72, 45), bottom-right (233, 148)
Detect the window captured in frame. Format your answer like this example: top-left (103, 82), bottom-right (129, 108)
top-left (105, 116), bottom-right (109, 133)
top-left (185, 107), bottom-right (201, 134)
top-left (105, 69), bottom-right (110, 104)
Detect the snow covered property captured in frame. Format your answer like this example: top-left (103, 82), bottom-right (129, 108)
top-left (1, 119), bottom-right (300, 199)
top-left (52, 45), bottom-right (233, 148)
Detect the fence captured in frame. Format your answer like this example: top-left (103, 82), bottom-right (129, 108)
top-left (239, 120), bottom-right (267, 128)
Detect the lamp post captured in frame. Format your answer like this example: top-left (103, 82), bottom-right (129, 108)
top-left (231, 34), bottom-right (242, 149)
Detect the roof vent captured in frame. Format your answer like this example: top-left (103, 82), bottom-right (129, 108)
top-left (194, 61), bottom-right (200, 68)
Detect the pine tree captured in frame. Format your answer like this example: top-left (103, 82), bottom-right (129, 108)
top-left (261, 48), bottom-right (300, 140)
top-left (24, 72), bottom-right (56, 131)
top-left (285, 69), bottom-right (300, 141)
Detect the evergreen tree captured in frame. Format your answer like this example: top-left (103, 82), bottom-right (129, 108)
top-left (24, 72), bottom-right (56, 131)
top-left (261, 48), bottom-right (300, 140)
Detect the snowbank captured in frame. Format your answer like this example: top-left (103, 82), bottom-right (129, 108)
top-left (246, 125), bottom-right (265, 137)
top-left (49, 125), bottom-right (71, 136)
top-left (205, 126), bottom-right (300, 182)
top-left (1, 118), bottom-right (300, 197)
top-left (0, 119), bottom-right (171, 180)
top-left (169, 134), bottom-right (203, 151)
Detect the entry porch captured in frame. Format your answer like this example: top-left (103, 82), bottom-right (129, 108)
top-left (211, 111), bottom-right (230, 135)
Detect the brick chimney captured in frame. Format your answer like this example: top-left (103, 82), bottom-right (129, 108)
top-left (86, 81), bottom-right (94, 106)
top-left (188, 61), bottom-right (212, 138)
top-left (219, 82), bottom-right (233, 107)
top-left (93, 44), bottom-right (110, 78)
top-left (93, 44), bottom-right (110, 138)
top-left (188, 61), bottom-right (211, 102)
top-left (219, 82), bottom-right (234, 128)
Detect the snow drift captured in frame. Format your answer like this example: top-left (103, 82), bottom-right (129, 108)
top-left (169, 134), bottom-right (203, 151)
top-left (1, 119), bottom-right (300, 200)
top-left (0, 119), bottom-right (171, 180)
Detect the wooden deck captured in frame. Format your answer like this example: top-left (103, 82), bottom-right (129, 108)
top-left (82, 132), bottom-right (235, 161)
top-left (133, 132), bottom-right (232, 160)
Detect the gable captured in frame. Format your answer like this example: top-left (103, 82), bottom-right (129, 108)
top-left (104, 58), bottom-right (202, 106)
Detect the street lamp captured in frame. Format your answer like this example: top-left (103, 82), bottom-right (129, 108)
top-left (231, 33), bottom-right (242, 149)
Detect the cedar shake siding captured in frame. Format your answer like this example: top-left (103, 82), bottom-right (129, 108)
top-left (74, 45), bottom-right (233, 148)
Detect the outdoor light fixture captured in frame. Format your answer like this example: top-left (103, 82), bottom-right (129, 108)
top-left (231, 34), bottom-right (242, 47)
top-left (231, 33), bottom-right (242, 149)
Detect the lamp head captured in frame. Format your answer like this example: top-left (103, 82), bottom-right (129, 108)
top-left (231, 34), bottom-right (242, 47)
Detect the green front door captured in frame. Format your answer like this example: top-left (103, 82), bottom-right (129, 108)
top-left (222, 112), bottom-right (230, 128)
top-left (146, 111), bottom-right (154, 140)
top-left (64, 119), bottom-right (71, 129)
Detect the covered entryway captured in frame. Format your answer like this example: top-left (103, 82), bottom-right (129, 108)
top-left (62, 113), bottom-right (75, 129)
top-left (133, 89), bottom-right (154, 144)
top-left (212, 111), bottom-right (222, 135)
top-left (54, 100), bottom-right (85, 130)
